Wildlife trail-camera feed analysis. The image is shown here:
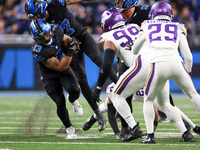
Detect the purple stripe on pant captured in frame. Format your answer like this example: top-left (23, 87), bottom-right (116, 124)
top-left (114, 55), bottom-right (142, 95)
top-left (145, 63), bottom-right (155, 95)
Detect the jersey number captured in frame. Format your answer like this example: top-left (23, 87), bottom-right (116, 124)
top-left (33, 44), bottom-right (42, 52)
top-left (113, 26), bottom-right (139, 47)
top-left (59, 19), bottom-right (74, 36)
top-left (148, 24), bottom-right (177, 43)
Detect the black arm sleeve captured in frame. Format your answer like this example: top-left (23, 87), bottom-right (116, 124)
top-left (96, 49), bottom-right (115, 87)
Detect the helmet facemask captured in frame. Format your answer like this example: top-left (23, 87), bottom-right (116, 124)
top-left (30, 19), bottom-right (53, 45)
top-left (114, 0), bottom-right (138, 12)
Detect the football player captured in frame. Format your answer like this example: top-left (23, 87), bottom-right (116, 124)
top-left (91, 8), bottom-right (199, 143)
top-left (25, 0), bottom-right (119, 131)
top-left (30, 18), bottom-right (80, 138)
top-left (132, 1), bottom-right (200, 143)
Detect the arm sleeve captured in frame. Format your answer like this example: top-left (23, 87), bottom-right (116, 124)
top-left (96, 49), bottom-right (115, 87)
top-left (132, 31), bottom-right (146, 54)
top-left (179, 33), bottom-right (193, 73)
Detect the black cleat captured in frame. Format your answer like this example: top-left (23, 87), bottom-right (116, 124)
top-left (120, 123), bottom-right (143, 142)
top-left (193, 126), bottom-right (200, 136)
top-left (120, 126), bottom-right (129, 137)
top-left (97, 114), bottom-right (107, 132)
top-left (182, 130), bottom-right (195, 142)
top-left (141, 133), bottom-right (156, 144)
top-left (82, 115), bottom-right (97, 131)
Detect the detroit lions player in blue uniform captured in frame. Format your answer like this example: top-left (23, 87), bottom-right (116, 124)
top-left (25, 0), bottom-right (119, 131)
top-left (30, 18), bottom-right (79, 138)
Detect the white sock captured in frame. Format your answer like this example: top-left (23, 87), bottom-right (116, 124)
top-left (143, 100), bottom-right (155, 134)
top-left (110, 93), bottom-right (136, 128)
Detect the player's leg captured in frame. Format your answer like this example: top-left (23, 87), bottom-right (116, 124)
top-left (82, 99), bottom-right (107, 131)
top-left (41, 72), bottom-right (76, 138)
top-left (110, 56), bottom-right (144, 126)
top-left (107, 98), bottom-right (121, 139)
top-left (142, 63), bottom-right (194, 144)
top-left (156, 80), bottom-right (190, 136)
top-left (78, 31), bottom-right (118, 83)
top-left (60, 67), bottom-right (83, 116)
top-left (70, 54), bottom-right (106, 131)
top-left (118, 60), bottom-right (132, 134)
top-left (70, 54), bottom-right (98, 110)
top-left (172, 62), bottom-right (200, 112)
top-left (109, 56), bottom-right (148, 141)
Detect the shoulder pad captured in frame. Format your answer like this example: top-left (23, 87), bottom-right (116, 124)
top-left (178, 23), bottom-right (187, 36)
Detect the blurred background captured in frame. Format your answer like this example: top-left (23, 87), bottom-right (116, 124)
top-left (0, 0), bottom-right (199, 93)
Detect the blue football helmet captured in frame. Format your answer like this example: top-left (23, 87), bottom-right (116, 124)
top-left (101, 9), bottom-right (125, 32)
top-left (150, 1), bottom-right (173, 21)
top-left (25, 0), bottom-right (47, 19)
top-left (30, 18), bottom-right (53, 45)
top-left (114, 0), bottom-right (138, 12)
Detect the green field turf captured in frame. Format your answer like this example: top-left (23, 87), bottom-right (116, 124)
top-left (0, 95), bottom-right (200, 150)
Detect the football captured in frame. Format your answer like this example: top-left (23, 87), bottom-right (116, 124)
top-left (62, 40), bottom-right (69, 49)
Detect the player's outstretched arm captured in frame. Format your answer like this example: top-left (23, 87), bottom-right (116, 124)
top-left (92, 41), bottom-right (115, 103)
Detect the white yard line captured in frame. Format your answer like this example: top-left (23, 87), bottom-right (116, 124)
top-left (0, 141), bottom-right (199, 146)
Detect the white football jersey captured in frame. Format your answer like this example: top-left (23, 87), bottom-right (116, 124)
top-left (99, 24), bottom-right (140, 67)
top-left (140, 20), bottom-right (187, 62)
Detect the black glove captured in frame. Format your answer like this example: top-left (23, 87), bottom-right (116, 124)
top-left (92, 86), bottom-right (102, 103)
top-left (64, 37), bottom-right (81, 56)
top-left (67, 37), bottom-right (76, 51)
top-left (74, 40), bottom-right (81, 55)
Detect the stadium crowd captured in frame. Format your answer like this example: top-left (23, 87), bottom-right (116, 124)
top-left (0, 0), bottom-right (199, 47)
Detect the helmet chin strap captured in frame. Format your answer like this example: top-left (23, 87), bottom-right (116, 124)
top-left (44, 38), bottom-right (53, 46)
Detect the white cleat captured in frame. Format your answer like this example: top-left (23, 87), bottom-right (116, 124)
top-left (70, 100), bottom-right (83, 116)
top-left (66, 126), bottom-right (77, 139)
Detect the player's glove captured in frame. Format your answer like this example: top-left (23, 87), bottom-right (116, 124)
top-left (64, 37), bottom-right (80, 57)
top-left (73, 39), bottom-right (81, 55)
top-left (92, 86), bottom-right (102, 103)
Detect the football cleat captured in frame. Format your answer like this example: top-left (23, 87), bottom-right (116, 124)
top-left (116, 133), bottom-right (121, 140)
top-left (82, 115), bottom-right (97, 131)
top-left (70, 100), bottom-right (83, 116)
top-left (120, 126), bottom-right (129, 137)
top-left (141, 133), bottom-right (156, 144)
top-left (66, 126), bottom-right (77, 139)
top-left (193, 126), bottom-right (200, 135)
top-left (120, 123), bottom-right (143, 142)
top-left (182, 130), bottom-right (195, 142)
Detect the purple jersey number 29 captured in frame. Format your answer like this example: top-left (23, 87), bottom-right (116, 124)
top-left (148, 23), bottom-right (178, 43)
